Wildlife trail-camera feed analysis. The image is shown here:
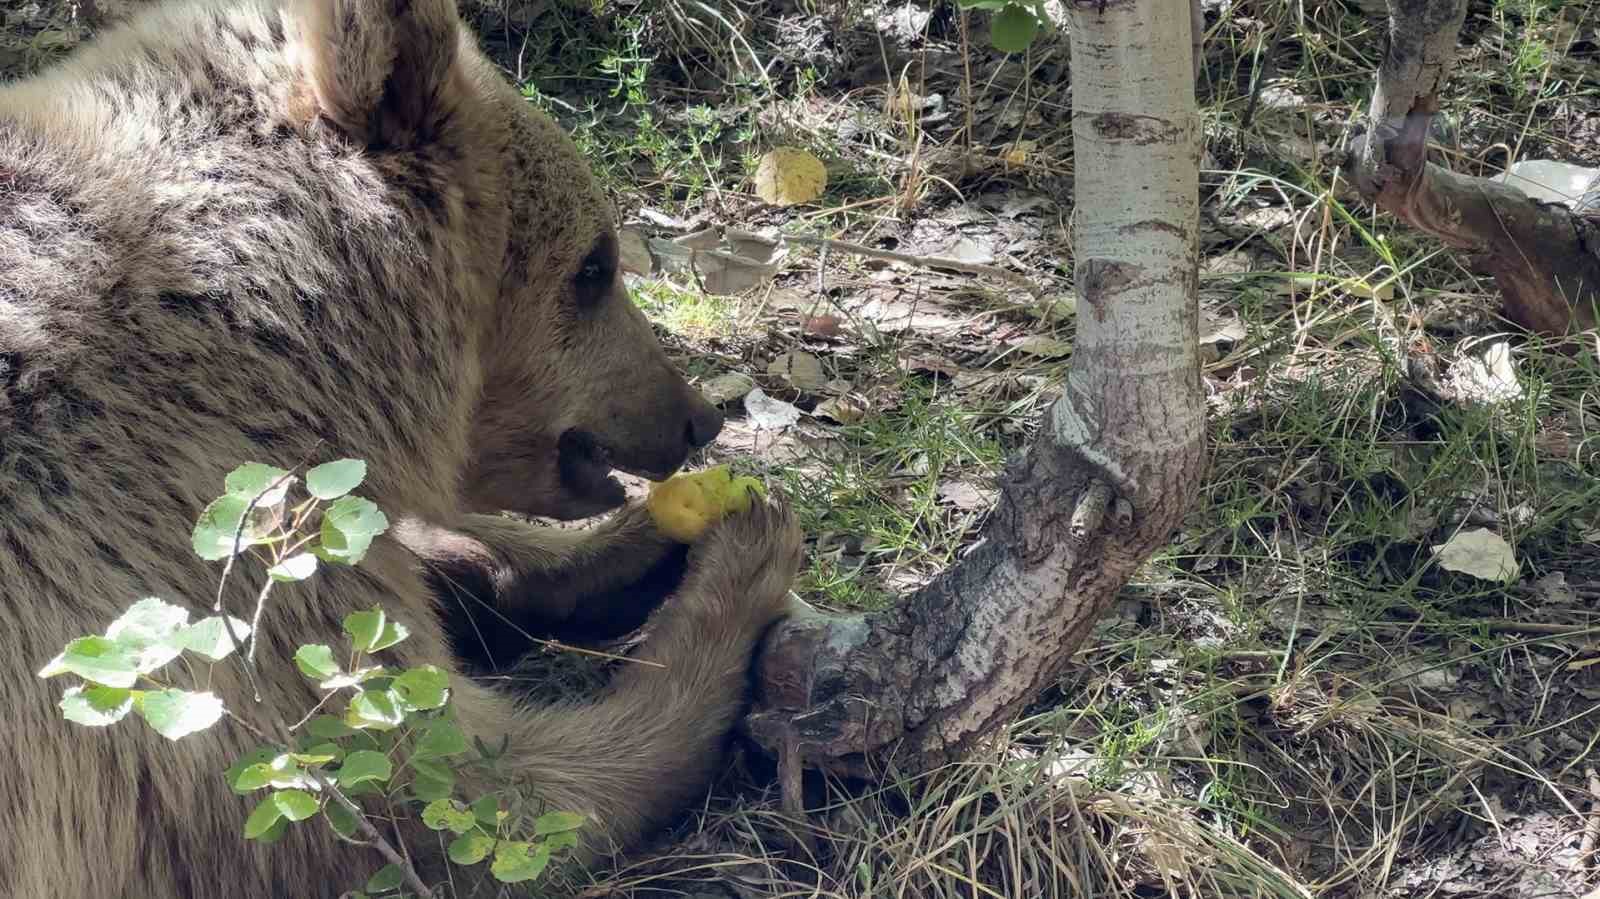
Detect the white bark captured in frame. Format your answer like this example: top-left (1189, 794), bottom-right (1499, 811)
top-left (748, 0), bottom-right (1205, 776)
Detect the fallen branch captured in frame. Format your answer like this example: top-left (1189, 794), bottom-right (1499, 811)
top-left (620, 220), bottom-right (1050, 300)
top-left (782, 233), bottom-right (1047, 298)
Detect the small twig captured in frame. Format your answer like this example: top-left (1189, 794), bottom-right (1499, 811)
top-left (1239, 14), bottom-right (1284, 131)
top-left (213, 447), bottom-right (321, 617)
top-left (777, 724), bottom-right (817, 856)
top-left (429, 566), bottom-right (666, 669)
top-left (1069, 479), bottom-right (1114, 542)
top-left (783, 234), bottom-right (1045, 298)
top-left (1579, 767), bottom-right (1600, 867)
top-left (246, 576), bottom-right (276, 670)
top-left (322, 770), bottom-right (436, 898)
top-left (622, 220), bottom-right (1047, 299)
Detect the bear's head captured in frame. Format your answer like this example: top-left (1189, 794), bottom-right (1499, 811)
top-left (290, 0), bottom-right (723, 521)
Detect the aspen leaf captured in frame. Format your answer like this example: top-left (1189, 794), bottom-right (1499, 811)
top-left (767, 351), bottom-right (826, 391)
top-left (753, 147), bottom-right (827, 206)
top-left (744, 387), bottom-right (802, 430)
top-left (990, 3), bottom-right (1039, 53)
top-left (1003, 140), bottom-right (1036, 166)
top-left (700, 371), bottom-right (756, 405)
top-left (1431, 528), bottom-right (1521, 583)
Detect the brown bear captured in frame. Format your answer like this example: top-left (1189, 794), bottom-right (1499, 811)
top-left (0, 1), bottom-right (802, 896)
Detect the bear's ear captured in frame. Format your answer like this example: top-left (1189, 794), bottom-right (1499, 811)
top-left (286, 0), bottom-right (462, 147)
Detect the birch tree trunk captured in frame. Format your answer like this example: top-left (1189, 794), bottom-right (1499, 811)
top-left (748, 0), bottom-right (1206, 777)
top-left (1347, 0), bottom-right (1599, 334)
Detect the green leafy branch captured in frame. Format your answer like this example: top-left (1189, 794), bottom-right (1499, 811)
top-left (37, 458), bottom-right (585, 898)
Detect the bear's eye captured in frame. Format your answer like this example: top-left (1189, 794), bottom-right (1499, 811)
top-left (571, 235), bottom-right (618, 307)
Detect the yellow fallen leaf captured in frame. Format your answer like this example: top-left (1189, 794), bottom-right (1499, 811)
top-left (647, 465), bottom-right (767, 542)
top-left (753, 147), bottom-right (827, 207)
top-left (1003, 140), bottom-right (1036, 166)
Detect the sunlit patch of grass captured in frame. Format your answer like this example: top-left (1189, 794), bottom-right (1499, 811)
top-left (631, 278), bottom-right (739, 339)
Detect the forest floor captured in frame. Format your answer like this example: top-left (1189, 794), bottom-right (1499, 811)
top-left (7, 0), bottom-right (1600, 896)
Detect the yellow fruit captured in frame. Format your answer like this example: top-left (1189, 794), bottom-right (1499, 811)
top-left (646, 465), bottom-right (768, 542)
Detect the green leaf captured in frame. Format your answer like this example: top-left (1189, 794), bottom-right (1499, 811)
top-left (421, 799), bottom-right (478, 835)
top-left (273, 789), bottom-right (319, 822)
top-left (392, 666), bottom-right (448, 711)
top-left (413, 720), bottom-right (468, 761)
top-left (408, 758), bottom-right (455, 802)
top-left (545, 830), bottom-right (580, 852)
top-left (104, 597), bottom-right (189, 673)
top-left (175, 615), bottom-right (251, 661)
top-left (470, 796), bottom-right (503, 829)
top-left (327, 495), bottom-right (387, 536)
top-left (60, 684), bottom-right (134, 726)
top-left (300, 741), bottom-right (345, 763)
top-left (421, 799), bottom-right (458, 831)
top-left (365, 863), bottom-right (404, 893)
top-left (244, 796), bottom-right (284, 839)
top-left (225, 746), bottom-right (278, 794)
top-left (268, 552), bottom-right (319, 582)
top-left (294, 644), bottom-right (341, 682)
top-left (39, 636), bottom-right (138, 688)
top-left (343, 609), bottom-right (383, 652)
top-left (306, 459), bottom-right (367, 500)
top-left (990, 3), bottom-right (1039, 53)
top-left (259, 753), bottom-right (317, 790)
top-left (135, 689), bottom-right (225, 740)
top-left (306, 715), bottom-right (356, 740)
top-left (343, 608), bottom-right (409, 654)
top-left (192, 494), bottom-right (275, 561)
top-left (368, 620), bottom-right (408, 652)
top-left (345, 689), bottom-right (405, 731)
top-left (533, 811), bottom-right (587, 836)
top-left (231, 763), bottom-right (274, 792)
top-left (255, 815), bottom-right (290, 844)
top-left (320, 496), bottom-right (389, 565)
top-left (323, 800), bottom-right (360, 838)
top-left (448, 832), bottom-right (495, 866)
top-left (224, 463), bottom-right (294, 506)
top-left (491, 841), bottom-right (551, 884)
top-left (336, 750), bottom-right (393, 789)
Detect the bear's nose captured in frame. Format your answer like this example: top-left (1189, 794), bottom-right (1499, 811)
top-left (684, 392), bottom-right (724, 449)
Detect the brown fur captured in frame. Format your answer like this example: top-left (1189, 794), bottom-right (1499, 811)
top-left (0, 1), bottom-right (802, 896)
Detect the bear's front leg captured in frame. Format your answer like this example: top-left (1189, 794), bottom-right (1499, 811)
top-left (393, 503), bottom-right (687, 668)
top-left (444, 493), bottom-right (805, 876)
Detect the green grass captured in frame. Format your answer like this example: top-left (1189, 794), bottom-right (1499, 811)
top-left (774, 377), bottom-right (1012, 610)
top-left (631, 278), bottom-right (739, 338)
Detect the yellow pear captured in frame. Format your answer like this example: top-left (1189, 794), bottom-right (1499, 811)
top-left (646, 465), bottom-right (768, 542)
